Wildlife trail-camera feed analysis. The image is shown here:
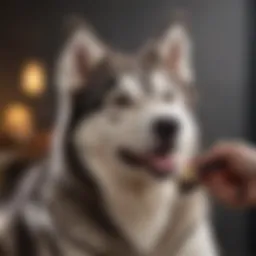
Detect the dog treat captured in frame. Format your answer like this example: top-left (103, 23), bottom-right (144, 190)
top-left (179, 158), bottom-right (228, 194)
top-left (179, 163), bottom-right (199, 193)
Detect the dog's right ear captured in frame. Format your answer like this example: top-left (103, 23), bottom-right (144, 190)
top-left (56, 21), bottom-right (106, 93)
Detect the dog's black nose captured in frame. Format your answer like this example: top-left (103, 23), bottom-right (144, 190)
top-left (153, 118), bottom-right (179, 141)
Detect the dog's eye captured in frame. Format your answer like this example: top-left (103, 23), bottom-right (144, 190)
top-left (112, 94), bottom-right (133, 108)
top-left (163, 91), bottom-right (175, 102)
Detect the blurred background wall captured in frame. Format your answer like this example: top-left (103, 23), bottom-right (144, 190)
top-left (0, 0), bottom-right (253, 255)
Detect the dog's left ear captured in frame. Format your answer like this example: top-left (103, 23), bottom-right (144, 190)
top-left (157, 22), bottom-right (194, 85)
top-left (56, 21), bottom-right (107, 93)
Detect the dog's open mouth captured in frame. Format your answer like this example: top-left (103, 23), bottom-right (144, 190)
top-left (119, 147), bottom-right (177, 178)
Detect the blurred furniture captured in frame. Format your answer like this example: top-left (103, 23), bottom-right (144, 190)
top-left (0, 131), bottom-right (51, 161)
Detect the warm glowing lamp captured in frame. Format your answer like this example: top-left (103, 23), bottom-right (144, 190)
top-left (3, 103), bottom-right (34, 141)
top-left (21, 61), bottom-right (46, 97)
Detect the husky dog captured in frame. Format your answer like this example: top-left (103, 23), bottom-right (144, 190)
top-left (0, 18), bottom-right (218, 256)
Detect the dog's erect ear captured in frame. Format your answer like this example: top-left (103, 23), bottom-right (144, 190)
top-left (56, 22), bottom-right (106, 92)
top-left (157, 22), bottom-right (194, 85)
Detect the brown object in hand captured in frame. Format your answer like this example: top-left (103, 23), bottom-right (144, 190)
top-left (192, 142), bottom-right (256, 207)
top-left (179, 163), bottom-right (200, 194)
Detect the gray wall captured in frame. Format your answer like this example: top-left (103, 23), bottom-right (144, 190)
top-left (190, 2), bottom-right (249, 256)
top-left (0, 0), bottom-right (250, 255)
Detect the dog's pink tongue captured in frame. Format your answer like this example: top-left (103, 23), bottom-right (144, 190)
top-left (148, 156), bottom-right (174, 172)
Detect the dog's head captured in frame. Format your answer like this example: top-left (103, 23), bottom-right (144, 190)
top-left (56, 19), bottom-right (199, 184)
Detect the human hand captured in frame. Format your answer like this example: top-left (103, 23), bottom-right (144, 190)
top-left (196, 142), bottom-right (256, 207)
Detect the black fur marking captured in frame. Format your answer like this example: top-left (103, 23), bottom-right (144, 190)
top-left (0, 242), bottom-right (7, 255)
top-left (61, 60), bottom-right (130, 245)
top-left (64, 134), bottom-right (124, 240)
top-left (15, 215), bottom-right (38, 256)
top-left (40, 231), bottom-right (62, 256)
top-left (54, 217), bottom-right (99, 256)
top-left (70, 60), bottom-right (117, 127)
top-left (0, 159), bottom-right (32, 203)
top-left (179, 180), bottom-right (200, 194)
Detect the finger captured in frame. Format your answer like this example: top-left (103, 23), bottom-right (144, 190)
top-left (204, 173), bottom-right (247, 207)
top-left (209, 184), bottom-right (245, 207)
top-left (208, 177), bottom-right (236, 201)
top-left (198, 144), bottom-right (233, 164)
top-left (195, 147), bottom-right (232, 175)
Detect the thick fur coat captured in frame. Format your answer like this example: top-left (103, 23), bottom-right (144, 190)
top-left (0, 18), bottom-right (219, 256)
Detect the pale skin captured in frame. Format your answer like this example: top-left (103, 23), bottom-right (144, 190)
top-left (195, 142), bottom-right (256, 208)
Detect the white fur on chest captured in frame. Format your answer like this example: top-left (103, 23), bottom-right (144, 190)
top-left (77, 149), bottom-right (179, 253)
top-left (103, 178), bottom-right (178, 253)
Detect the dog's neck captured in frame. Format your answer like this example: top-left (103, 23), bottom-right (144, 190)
top-left (46, 148), bottom-right (208, 256)
top-left (47, 135), bottom-right (202, 254)
top-left (66, 150), bottom-right (179, 254)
